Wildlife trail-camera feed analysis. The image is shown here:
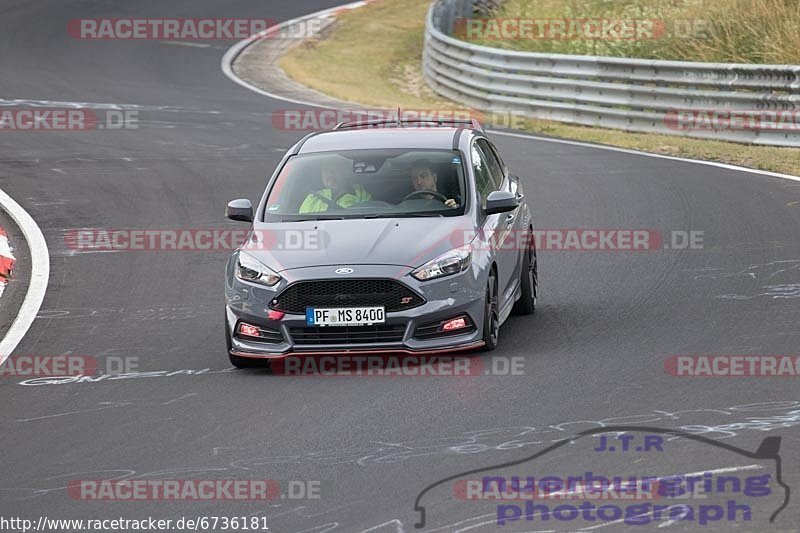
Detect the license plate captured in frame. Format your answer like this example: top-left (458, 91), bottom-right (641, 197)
top-left (306, 306), bottom-right (385, 327)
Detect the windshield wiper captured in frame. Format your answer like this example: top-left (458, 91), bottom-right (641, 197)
top-left (288, 216), bottom-right (346, 222)
top-left (360, 213), bottom-right (444, 219)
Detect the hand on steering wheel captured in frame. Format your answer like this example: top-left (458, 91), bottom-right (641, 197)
top-left (402, 189), bottom-right (449, 202)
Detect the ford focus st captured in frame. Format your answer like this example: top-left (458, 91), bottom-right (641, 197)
top-left (224, 119), bottom-right (537, 368)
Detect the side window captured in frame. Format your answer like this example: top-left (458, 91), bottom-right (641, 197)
top-left (477, 139), bottom-right (505, 189)
top-left (471, 142), bottom-right (495, 208)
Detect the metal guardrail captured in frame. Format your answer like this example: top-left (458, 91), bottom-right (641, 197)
top-left (423, 0), bottom-right (800, 146)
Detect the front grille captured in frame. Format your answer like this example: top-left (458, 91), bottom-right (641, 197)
top-left (290, 324), bottom-right (407, 345)
top-left (271, 279), bottom-right (424, 314)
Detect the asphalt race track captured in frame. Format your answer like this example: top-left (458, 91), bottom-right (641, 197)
top-left (1, 1), bottom-right (799, 531)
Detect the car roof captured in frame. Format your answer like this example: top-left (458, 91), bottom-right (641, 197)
top-left (296, 127), bottom-right (475, 154)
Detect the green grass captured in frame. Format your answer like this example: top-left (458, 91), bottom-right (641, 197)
top-left (462, 0), bottom-right (800, 63)
top-left (280, 0), bottom-right (446, 109)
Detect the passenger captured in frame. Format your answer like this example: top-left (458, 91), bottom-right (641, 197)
top-left (299, 161), bottom-right (371, 213)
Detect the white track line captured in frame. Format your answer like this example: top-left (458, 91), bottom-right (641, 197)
top-left (0, 188), bottom-right (50, 364)
top-left (489, 130), bottom-right (800, 182)
top-left (220, 2), bottom-right (800, 183)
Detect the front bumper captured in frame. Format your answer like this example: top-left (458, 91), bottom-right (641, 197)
top-left (225, 263), bottom-right (486, 359)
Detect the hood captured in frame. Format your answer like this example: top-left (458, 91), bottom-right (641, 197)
top-left (242, 217), bottom-right (474, 272)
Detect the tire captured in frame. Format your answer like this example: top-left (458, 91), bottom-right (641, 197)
top-left (512, 232), bottom-right (538, 315)
top-left (481, 270), bottom-right (499, 352)
top-left (226, 315), bottom-right (270, 369)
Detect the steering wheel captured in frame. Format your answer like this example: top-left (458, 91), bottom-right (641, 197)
top-left (311, 191), bottom-right (339, 209)
top-left (402, 190), bottom-right (449, 202)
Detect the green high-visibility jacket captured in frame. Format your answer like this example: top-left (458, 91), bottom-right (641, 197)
top-left (298, 185), bottom-right (372, 213)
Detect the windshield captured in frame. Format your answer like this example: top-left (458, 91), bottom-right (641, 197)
top-left (262, 149), bottom-right (467, 221)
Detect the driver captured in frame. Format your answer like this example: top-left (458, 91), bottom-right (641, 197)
top-left (409, 159), bottom-right (458, 208)
top-left (299, 159), bottom-right (371, 213)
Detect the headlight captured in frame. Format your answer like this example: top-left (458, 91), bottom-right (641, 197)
top-left (235, 252), bottom-right (282, 287)
top-left (411, 244), bottom-right (472, 281)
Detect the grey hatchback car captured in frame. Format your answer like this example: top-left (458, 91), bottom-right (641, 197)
top-left (224, 119), bottom-right (537, 368)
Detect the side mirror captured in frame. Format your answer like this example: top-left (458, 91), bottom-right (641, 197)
top-left (484, 190), bottom-right (518, 215)
top-left (226, 199), bottom-right (253, 222)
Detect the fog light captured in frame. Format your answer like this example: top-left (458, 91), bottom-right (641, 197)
top-left (238, 322), bottom-right (261, 337)
top-left (442, 317), bottom-right (468, 331)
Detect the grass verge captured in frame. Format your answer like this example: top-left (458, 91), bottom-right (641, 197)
top-left (279, 0), bottom-right (800, 176)
top-left (462, 0), bottom-right (800, 63)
